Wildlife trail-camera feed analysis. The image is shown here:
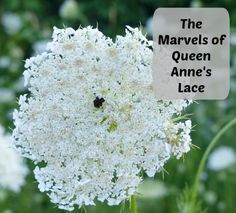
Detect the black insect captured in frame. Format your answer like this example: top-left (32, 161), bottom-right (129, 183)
top-left (93, 96), bottom-right (105, 108)
top-left (68, 33), bottom-right (74, 39)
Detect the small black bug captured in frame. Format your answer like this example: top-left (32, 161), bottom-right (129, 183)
top-left (93, 96), bottom-right (105, 108)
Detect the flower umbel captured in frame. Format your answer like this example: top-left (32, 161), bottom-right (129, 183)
top-left (12, 26), bottom-right (192, 211)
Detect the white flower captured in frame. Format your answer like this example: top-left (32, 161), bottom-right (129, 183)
top-left (12, 26), bottom-right (192, 211)
top-left (0, 127), bottom-right (27, 192)
top-left (208, 146), bottom-right (236, 171)
top-left (1, 12), bottom-right (22, 34)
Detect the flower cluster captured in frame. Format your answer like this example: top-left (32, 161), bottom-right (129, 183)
top-left (0, 126), bottom-right (27, 192)
top-left (12, 26), bottom-right (192, 211)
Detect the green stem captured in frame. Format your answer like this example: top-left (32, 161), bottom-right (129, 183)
top-left (130, 195), bottom-right (137, 213)
top-left (190, 117), bottom-right (236, 211)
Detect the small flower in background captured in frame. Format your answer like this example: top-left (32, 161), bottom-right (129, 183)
top-left (2, 210), bottom-right (13, 213)
top-left (0, 126), bottom-right (27, 192)
top-left (190, 0), bottom-right (202, 8)
top-left (13, 77), bottom-right (25, 92)
top-left (59, 0), bottom-right (80, 20)
top-left (59, 0), bottom-right (88, 24)
top-left (33, 40), bottom-right (50, 55)
top-left (145, 17), bottom-right (153, 36)
top-left (0, 57), bottom-right (11, 69)
top-left (0, 89), bottom-right (15, 103)
top-left (231, 33), bottom-right (236, 46)
top-left (203, 190), bottom-right (217, 205)
top-left (137, 179), bottom-right (168, 199)
top-left (200, 172), bottom-right (208, 181)
top-left (10, 46), bottom-right (24, 60)
top-left (12, 26), bottom-right (192, 211)
top-left (217, 201), bottom-right (226, 211)
top-left (1, 12), bottom-right (22, 35)
top-left (207, 146), bottom-right (236, 171)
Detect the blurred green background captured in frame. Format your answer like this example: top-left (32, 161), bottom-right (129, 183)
top-left (0, 0), bottom-right (236, 212)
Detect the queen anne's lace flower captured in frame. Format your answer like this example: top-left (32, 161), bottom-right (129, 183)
top-left (12, 26), bottom-right (192, 211)
top-left (0, 127), bottom-right (27, 192)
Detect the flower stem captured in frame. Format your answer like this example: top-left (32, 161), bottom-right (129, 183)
top-left (190, 117), bottom-right (236, 211)
top-left (130, 195), bottom-right (138, 213)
